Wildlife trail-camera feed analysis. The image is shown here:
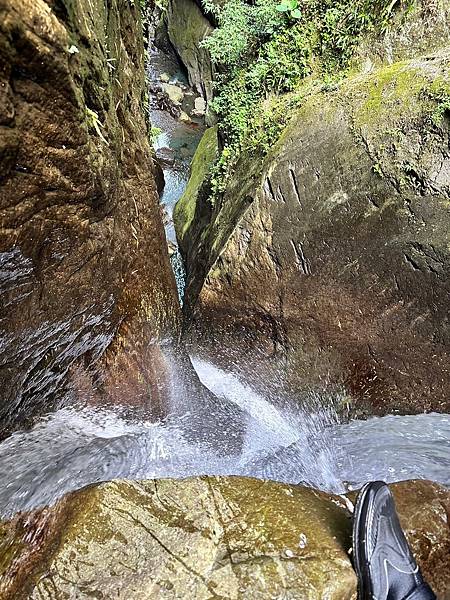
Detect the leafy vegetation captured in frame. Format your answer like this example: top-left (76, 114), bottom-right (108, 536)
top-left (86, 107), bottom-right (109, 145)
top-left (427, 81), bottom-right (450, 127)
top-left (276, 0), bottom-right (302, 20)
top-left (201, 0), bottom-right (414, 199)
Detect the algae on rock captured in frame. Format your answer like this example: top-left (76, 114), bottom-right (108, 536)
top-left (174, 125), bottom-right (218, 254)
top-left (166, 0), bottom-right (215, 113)
top-left (1, 477), bottom-right (449, 599)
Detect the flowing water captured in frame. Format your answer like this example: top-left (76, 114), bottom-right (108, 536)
top-left (0, 356), bottom-right (448, 519)
top-left (146, 38), bottom-right (205, 300)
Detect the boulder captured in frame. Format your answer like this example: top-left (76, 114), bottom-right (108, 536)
top-left (389, 480), bottom-right (450, 598)
top-left (179, 110), bottom-right (192, 123)
top-left (0, 477), bottom-right (448, 599)
top-left (179, 50), bottom-right (450, 415)
top-left (174, 126), bottom-right (218, 255)
top-left (1, 477), bottom-right (355, 599)
top-left (193, 96), bottom-right (207, 116)
top-left (162, 82), bottom-right (185, 105)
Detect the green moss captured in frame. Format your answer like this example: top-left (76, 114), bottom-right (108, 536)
top-left (354, 62), bottom-right (429, 126)
top-left (174, 126), bottom-right (218, 240)
top-left (426, 76), bottom-right (450, 127)
top-left (201, 0), bottom-right (415, 201)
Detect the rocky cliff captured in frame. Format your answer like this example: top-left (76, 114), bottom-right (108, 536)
top-left (165, 0), bottom-right (215, 116)
top-left (176, 1), bottom-right (450, 415)
top-left (0, 0), bottom-right (180, 432)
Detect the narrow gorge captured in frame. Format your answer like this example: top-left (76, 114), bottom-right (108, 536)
top-left (0, 0), bottom-right (449, 598)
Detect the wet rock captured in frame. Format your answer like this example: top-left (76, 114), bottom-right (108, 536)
top-left (0, 477), bottom-right (449, 599)
top-left (162, 82), bottom-right (185, 105)
top-left (156, 146), bottom-right (176, 168)
top-left (389, 480), bottom-right (450, 599)
top-left (179, 50), bottom-right (450, 415)
top-left (0, 477), bottom-right (356, 599)
top-left (0, 0), bottom-right (181, 432)
top-left (193, 96), bottom-right (207, 116)
top-left (166, 0), bottom-right (214, 109)
top-left (174, 126), bottom-right (218, 256)
top-left (154, 157), bottom-right (166, 195)
top-left (167, 240), bottom-right (178, 257)
top-left (160, 72), bottom-right (171, 83)
top-left (179, 110), bottom-right (192, 123)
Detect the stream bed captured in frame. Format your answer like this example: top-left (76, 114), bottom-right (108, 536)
top-left (0, 357), bottom-right (449, 519)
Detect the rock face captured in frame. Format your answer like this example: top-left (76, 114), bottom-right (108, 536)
top-left (174, 125), bottom-right (218, 257)
top-left (179, 48), bottom-right (450, 415)
top-left (0, 477), bottom-right (449, 599)
top-left (0, 0), bottom-right (181, 432)
top-left (355, 1), bottom-right (450, 67)
top-left (389, 480), bottom-right (450, 599)
top-left (165, 0), bottom-right (214, 114)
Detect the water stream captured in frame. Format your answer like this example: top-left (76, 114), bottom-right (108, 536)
top-left (0, 357), bottom-right (448, 519)
top-left (146, 36), bottom-right (205, 299)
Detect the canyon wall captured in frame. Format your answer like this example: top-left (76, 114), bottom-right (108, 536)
top-left (174, 1), bottom-right (450, 415)
top-left (0, 0), bottom-right (180, 432)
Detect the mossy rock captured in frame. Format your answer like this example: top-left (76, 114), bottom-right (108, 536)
top-left (166, 0), bottom-right (214, 105)
top-left (1, 478), bottom-right (449, 598)
top-left (355, 0), bottom-right (450, 68)
top-left (174, 125), bottom-right (218, 251)
top-left (0, 477), bottom-right (355, 599)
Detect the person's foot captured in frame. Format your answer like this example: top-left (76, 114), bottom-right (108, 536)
top-left (352, 481), bottom-right (436, 600)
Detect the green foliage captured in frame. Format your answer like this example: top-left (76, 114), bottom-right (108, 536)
top-left (202, 0), bottom-right (414, 200)
top-left (202, 0), bottom-right (284, 68)
top-left (86, 108), bottom-right (109, 145)
top-left (276, 0), bottom-right (302, 19)
top-left (128, 0), bottom-right (147, 10)
top-left (150, 126), bottom-right (163, 144)
top-left (427, 85), bottom-right (450, 127)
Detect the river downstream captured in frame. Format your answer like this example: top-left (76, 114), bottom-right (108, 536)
top-left (146, 33), bottom-right (205, 299)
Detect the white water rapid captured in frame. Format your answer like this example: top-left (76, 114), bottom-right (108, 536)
top-left (0, 357), bottom-right (448, 519)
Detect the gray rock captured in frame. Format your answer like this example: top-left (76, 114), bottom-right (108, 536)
top-left (162, 83), bottom-right (184, 105)
top-left (166, 0), bottom-right (214, 106)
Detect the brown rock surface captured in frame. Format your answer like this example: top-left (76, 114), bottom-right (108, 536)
top-left (0, 0), bottom-right (180, 432)
top-left (0, 477), bottom-right (449, 599)
top-left (391, 480), bottom-right (450, 599)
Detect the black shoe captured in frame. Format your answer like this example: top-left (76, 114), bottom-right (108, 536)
top-left (352, 481), bottom-right (436, 600)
